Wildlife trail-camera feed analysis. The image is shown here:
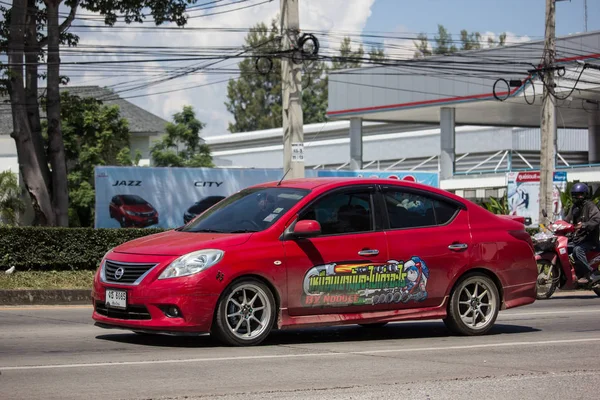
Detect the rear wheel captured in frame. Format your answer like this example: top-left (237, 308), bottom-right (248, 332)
top-left (443, 273), bottom-right (500, 336)
top-left (536, 260), bottom-right (559, 300)
top-left (212, 278), bottom-right (276, 346)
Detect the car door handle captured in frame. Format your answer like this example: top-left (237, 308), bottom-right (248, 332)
top-left (358, 249), bottom-right (379, 256)
top-left (448, 243), bottom-right (468, 251)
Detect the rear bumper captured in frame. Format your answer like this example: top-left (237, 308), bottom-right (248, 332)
top-left (502, 281), bottom-right (537, 309)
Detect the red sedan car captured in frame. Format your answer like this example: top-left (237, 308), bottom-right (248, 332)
top-left (92, 178), bottom-right (537, 346)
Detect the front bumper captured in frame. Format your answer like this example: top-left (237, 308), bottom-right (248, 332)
top-left (125, 215), bottom-right (159, 228)
top-left (93, 252), bottom-right (220, 334)
top-left (92, 287), bottom-right (219, 333)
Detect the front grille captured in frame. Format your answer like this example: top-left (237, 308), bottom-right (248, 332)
top-left (104, 260), bottom-right (157, 284)
top-left (95, 301), bottom-right (151, 320)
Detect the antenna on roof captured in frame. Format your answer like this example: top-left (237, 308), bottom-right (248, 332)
top-left (277, 167), bottom-right (291, 186)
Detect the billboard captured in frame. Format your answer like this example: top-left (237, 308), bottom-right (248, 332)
top-left (95, 167), bottom-right (287, 229)
top-left (95, 166), bottom-right (439, 229)
top-left (506, 171), bottom-right (567, 227)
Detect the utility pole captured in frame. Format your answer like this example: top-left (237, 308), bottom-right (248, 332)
top-left (539, 0), bottom-right (557, 226)
top-left (281, 0), bottom-right (304, 179)
top-left (584, 0), bottom-right (588, 32)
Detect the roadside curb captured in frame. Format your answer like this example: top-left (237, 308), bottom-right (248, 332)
top-left (0, 289), bottom-right (92, 306)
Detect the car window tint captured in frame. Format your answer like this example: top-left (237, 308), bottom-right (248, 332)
top-left (434, 199), bottom-right (459, 225)
top-left (384, 190), bottom-right (460, 229)
top-left (300, 191), bottom-right (373, 235)
top-left (384, 191), bottom-right (436, 229)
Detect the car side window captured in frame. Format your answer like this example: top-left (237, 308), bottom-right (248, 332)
top-left (383, 190), bottom-right (459, 229)
top-left (434, 199), bottom-right (459, 225)
top-left (299, 191), bottom-right (373, 235)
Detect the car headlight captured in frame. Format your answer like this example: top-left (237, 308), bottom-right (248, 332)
top-left (99, 248), bottom-right (114, 281)
top-left (158, 249), bottom-right (224, 279)
top-left (126, 210), bottom-right (137, 216)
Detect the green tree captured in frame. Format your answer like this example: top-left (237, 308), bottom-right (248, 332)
top-left (150, 106), bottom-right (214, 168)
top-left (225, 18), bottom-right (329, 133)
top-left (3, 0), bottom-right (200, 226)
top-left (0, 170), bottom-right (25, 226)
top-left (414, 25), bottom-right (507, 58)
top-left (460, 30), bottom-right (482, 50)
top-left (368, 46), bottom-right (386, 63)
top-left (49, 92), bottom-right (131, 227)
top-left (332, 37), bottom-right (365, 70)
top-left (488, 32), bottom-right (507, 48)
top-left (433, 24), bottom-right (457, 55)
top-left (413, 33), bottom-right (432, 58)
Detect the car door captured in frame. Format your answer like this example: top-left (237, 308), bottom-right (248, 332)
top-left (283, 185), bottom-right (392, 316)
top-left (378, 185), bottom-right (471, 310)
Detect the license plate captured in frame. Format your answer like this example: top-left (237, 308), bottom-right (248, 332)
top-left (106, 289), bottom-right (127, 309)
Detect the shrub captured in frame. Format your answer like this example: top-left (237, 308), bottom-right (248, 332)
top-left (0, 227), bottom-right (166, 271)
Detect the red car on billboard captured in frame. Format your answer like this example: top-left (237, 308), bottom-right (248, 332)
top-left (109, 194), bottom-right (159, 228)
top-left (93, 178), bottom-right (537, 346)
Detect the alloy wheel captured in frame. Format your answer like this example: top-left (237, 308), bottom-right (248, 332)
top-left (225, 284), bottom-right (272, 340)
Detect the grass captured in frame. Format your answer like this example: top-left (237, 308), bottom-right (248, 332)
top-left (0, 270), bottom-right (95, 290)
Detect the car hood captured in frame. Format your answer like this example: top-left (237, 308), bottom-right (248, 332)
top-left (113, 230), bottom-right (253, 256)
top-left (123, 204), bottom-right (155, 213)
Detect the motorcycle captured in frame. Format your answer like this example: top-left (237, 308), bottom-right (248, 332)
top-left (533, 211), bottom-right (600, 299)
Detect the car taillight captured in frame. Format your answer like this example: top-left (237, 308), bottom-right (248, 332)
top-left (509, 230), bottom-right (535, 252)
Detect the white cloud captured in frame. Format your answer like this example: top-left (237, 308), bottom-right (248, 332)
top-left (382, 26), bottom-right (422, 60)
top-left (66, 0), bottom-right (376, 136)
top-left (480, 31), bottom-right (532, 48)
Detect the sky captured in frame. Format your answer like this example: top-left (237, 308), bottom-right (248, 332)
top-left (42, 0), bottom-right (600, 136)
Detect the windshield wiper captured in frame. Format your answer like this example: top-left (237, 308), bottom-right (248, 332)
top-left (228, 229), bottom-right (258, 233)
top-left (191, 228), bottom-right (226, 233)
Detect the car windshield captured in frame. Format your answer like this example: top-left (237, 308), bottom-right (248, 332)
top-left (180, 187), bottom-right (309, 233)
top-left (121, 195), bottom-right (147, 205)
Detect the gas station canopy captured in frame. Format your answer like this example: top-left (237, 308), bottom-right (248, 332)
top-left (326, 31), bottom-right (600, 129)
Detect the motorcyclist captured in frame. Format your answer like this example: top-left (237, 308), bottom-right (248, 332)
top-left (564, 183), bottom-right (600, 284)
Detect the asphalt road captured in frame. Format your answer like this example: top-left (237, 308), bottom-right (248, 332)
top-left (1, 291), bottom-right (600, 400)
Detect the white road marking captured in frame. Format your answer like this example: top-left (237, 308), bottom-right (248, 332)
top-left (2, 337), bottom-right (600, 371)
top-left (500, 309), bottom-right (600, 317)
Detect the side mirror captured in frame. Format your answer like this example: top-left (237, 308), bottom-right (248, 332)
top-left (290, 220), bottom-right (321, 239)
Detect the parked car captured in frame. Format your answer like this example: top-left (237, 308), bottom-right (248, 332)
top-left (109, 194), bottom-right (159, 228)
top-left (93, 178), bottom-right (537, 346)
top-left (183, 196), bottom-right (226, 224)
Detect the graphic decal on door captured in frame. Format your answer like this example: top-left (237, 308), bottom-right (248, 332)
top-left (301, 257), bottom-right (429, 307)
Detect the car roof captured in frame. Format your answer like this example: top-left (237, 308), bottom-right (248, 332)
top-left (250, 178), bottom-right (464, 204)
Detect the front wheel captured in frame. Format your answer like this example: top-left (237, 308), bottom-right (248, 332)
top-left (212, 278), bottom-right (276, 346)
top-left (536, 260), bottom-right (559, 300)
top-left (443, 273), bottom-right (500, 336)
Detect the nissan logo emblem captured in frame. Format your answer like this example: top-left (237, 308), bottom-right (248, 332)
top-left (114, 267), bottom-right (125, 280)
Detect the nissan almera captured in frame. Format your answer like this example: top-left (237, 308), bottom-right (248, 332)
top-left (92, 178), bottom-right (537, 346)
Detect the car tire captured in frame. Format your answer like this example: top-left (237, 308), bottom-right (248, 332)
top-left (212, 278), bottom-right (276, 346)
top-left (443, 273), bottom-right (500, 336)
top-left (358, 322), bottom-right (388, 328)
top-left (593, 287), bottom-right (600, 297)
top-left (535, 260), bottom-right (558, 300)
